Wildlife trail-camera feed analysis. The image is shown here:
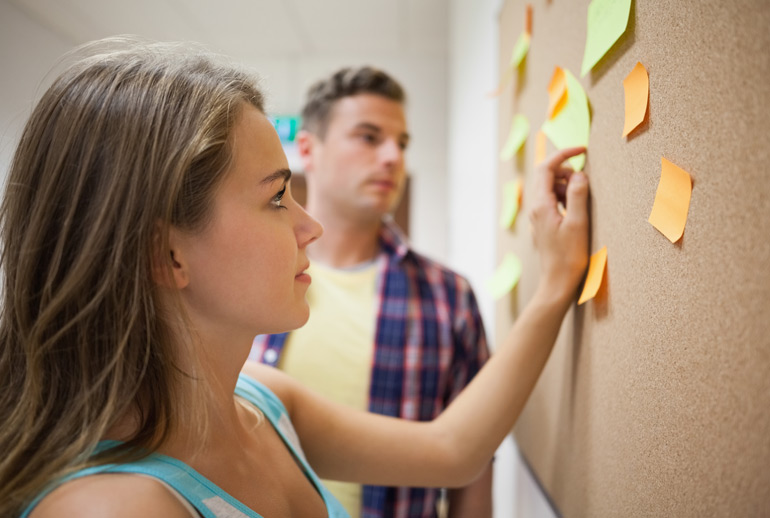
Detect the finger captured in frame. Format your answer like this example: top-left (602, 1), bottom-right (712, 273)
top-left (554, 167), bottom-right (575, 182)
top-left (545, 146), bottom-right (586, 171)
top-left (564, 171), bottom-right (589, 224)
top-left (537, 147), bottom-right (585, 198)
top-left (554, 181), bottom-right (568, 205)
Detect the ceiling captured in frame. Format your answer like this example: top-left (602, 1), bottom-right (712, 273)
top-left (8, 0), bottom-right (448, 60)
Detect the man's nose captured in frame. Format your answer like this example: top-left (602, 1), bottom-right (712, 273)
top-left (380, 138), bottom-right (404, 168)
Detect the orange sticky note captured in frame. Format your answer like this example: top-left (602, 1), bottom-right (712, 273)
top-left (547, 67), bottom-right (568, 120)
top-left (525, 4), bottom-right (533, 35)
top-left (487, 68), bottom-right (514, 98)
top-left (622, 62), bottom-right (649, 137)
top-left (535, 130), bottom-right (547, 165)
top-left (578, 246), bottom-right (607, 305)
top-left (648, 158), bottom-right (693, 243)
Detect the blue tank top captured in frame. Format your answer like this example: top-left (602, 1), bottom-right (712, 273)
top-left (21, 373), bottom-right (350, 518)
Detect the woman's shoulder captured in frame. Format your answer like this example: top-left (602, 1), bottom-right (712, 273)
top-left (240, 361), bottom-right (298, 412)
top-left (29, 473), bottom-right (192, 518)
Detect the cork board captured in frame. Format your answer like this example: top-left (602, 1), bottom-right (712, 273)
top-left (494, 1), bottom-right (770, 516)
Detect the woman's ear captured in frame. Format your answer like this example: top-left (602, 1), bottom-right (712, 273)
top-left (151, 225), bottom-right (190, 289)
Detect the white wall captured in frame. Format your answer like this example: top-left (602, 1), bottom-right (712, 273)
top-left (0, 2), bottom-right (449, 264)
top-left (1, 1), bottom-right (559, 514)
top-left (0, 2), bottom-right (71, 181)
top-left (247, 52), bottom-right (449, 263)
top-left (446, 1), bottom-right (558, 517)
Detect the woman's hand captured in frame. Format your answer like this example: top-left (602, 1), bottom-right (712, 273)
top-left (529, 147), bottom-right (590, 306)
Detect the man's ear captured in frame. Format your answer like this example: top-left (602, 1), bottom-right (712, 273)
top-left (295, 130), bottom-right (318, 174)
top-left (151, 225), bottom-right (190, 289)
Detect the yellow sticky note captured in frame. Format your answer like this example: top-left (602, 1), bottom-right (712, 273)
top-left (547, 67), bottom-right (568, 120)
top-left (578, 246), bottom-right (607, 305)
top-left (622, 62), bottom-right (649, 137)
top-left (487, 5), bottom-right (532, 98)
top-left (499, 180), bottom-right (523, 229)
top-left (580, 0), bottom-right (633, 77)
top-left (486, 253), bottom-right (523, 300)
top-left (487, 33), bottom-right (530, 98)
top-left (535, 130), bottom-right (547, 165)
top-left (511, 32), bottom-right (531, 69)
top-left (500, 114), bottom-right (530, 161)
top-left (541, 68), bottom-right (590, 171)
top-left (648, 158), bottom-right (693, 243)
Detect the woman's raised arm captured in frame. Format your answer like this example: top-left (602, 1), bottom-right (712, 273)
top-left (247, 146), bottom-right (590, 487)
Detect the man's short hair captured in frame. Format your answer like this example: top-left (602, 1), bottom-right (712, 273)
top-left (301, 66), bottom-right (406, 138)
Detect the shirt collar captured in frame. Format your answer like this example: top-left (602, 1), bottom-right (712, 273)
top-left (378, 216), bottom-right (410, 261)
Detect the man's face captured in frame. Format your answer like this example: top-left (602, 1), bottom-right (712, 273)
top-left (304, 94), bottom-right (409, 220)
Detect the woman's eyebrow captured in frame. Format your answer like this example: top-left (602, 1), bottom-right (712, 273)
top-left (260, 168), bottom-right (292, 186)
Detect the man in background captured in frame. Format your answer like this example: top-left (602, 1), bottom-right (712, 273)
top-left (251, 66), bottom-right (492, 518)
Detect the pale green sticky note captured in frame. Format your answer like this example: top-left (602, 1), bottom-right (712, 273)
top-left (499, 180), bottom-right (522, 229)
top-left (510, 32), bottom-right (531, 68)
top-left (486, 253), bottom-right (523, 300)
top-left (499, 114), bottom-right (530, 161)
top-left (541, 69), bottom-right (590, 171)
top-left (580, 0), bottom-right (633, 77)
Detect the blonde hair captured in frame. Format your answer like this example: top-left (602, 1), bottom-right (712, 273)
top-left (0, 37), bottom-right (264, 515)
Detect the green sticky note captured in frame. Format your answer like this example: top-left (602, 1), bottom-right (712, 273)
top-left (499, 114), bottom-right (530, 161)
top-left (580, 0), bottom-right (633, 77)
top-left (541, 69), bottom-right (590, 171)
top-left (499, 180), bottom-right (522, 229)
top-left (486, 253), bottom-right (523, 300)
top-left (510, 32), bottom-right (531, 68)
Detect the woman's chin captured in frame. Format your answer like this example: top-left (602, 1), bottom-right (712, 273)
top-left (265, 309), bottom-right (309, 335)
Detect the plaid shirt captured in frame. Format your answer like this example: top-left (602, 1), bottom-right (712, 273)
top-left (250, 219), bottom-right (489, 518)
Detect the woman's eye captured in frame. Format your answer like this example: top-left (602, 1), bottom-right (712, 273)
top-left (271, 186), bottom-right (288, 210)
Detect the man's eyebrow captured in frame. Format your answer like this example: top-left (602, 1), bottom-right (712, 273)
top-left (260, 168), bottom-right (292, 185)
top-left (355, 122), bottom-right (382, 133)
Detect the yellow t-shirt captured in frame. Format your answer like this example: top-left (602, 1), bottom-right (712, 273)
top-left (279, 260), bottom-right (378, 518)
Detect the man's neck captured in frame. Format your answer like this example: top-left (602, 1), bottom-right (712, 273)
top-left (307, 209), bottom-right (382, 269)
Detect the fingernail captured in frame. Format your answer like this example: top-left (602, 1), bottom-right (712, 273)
top-left (572, 171), bottom-right (587, 184)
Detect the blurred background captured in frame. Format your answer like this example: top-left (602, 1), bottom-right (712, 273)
top-left (0, 1), bottom-right (556, 516)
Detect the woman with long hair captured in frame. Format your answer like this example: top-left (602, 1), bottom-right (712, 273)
top-left (0, 38), bottom-right (589, 518)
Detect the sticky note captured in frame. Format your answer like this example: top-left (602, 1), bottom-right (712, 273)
top-left (648, 158), bottom-right (693, 243)
top-left (488, 69), bottom-right (513, 98)
top-left (535, 130), bottom-right (547, 165)
top-left (578, 246), bottom-right (607, 305)
top-left (487, 5), bottom-right (532, 98)
top-left (499, 180), bottom-right (523, 229)
top-left (525, 4), bottom-right (533, 35)
top-left (547, 67), bottom-right (568, 120)
top-left (486, 253), bottom-right (523, 300)
top-left (487, 33), bottom-right (530, 98)
top-left (622, 62), bottom-right (649, 137)
top-left (541, 68), bottom-right (590, 171)
top-left (500, 114), bottom-right (530, 161)
top-left (580, 0), bottom-right (633, 77)
top-left (511, 32), bottom-right (531, 69)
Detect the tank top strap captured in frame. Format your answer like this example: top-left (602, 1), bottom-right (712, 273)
top-left (20, 441), bottom-right (263, 518)
top-left (20, 375), bottom-right (349, 518)
top-left (235, 374), bottom-right (349, 518)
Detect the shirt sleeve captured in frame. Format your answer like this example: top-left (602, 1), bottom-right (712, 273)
top-left (445, 275), bottom-right (490, 405)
